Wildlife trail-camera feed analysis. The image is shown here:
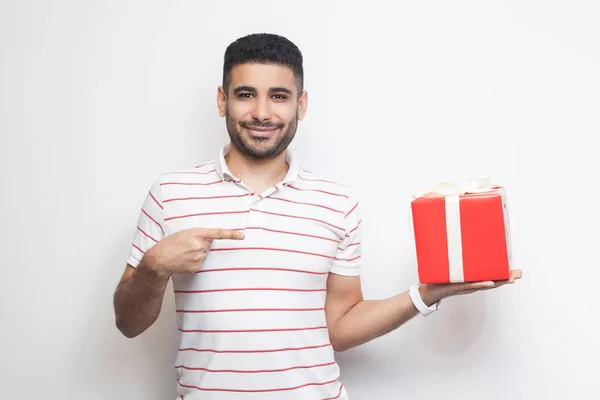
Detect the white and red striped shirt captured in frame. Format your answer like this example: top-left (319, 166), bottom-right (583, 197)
top-left (127, 144), bottom-right (362, 399)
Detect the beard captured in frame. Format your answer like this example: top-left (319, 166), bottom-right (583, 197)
top-left (226, 105), bottom-right (298, 160)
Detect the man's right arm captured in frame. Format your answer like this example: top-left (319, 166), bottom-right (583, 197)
top-left (114, 227), bottom-right (244, 338)
top-left (114, 177), bottom-right (169, 338)
top-left (114, 260), bottom-right (170, 338)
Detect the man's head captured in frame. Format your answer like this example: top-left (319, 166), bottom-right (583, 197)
top-left (217, 33), bottom-right (308, 160)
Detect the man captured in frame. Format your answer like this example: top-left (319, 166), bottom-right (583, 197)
top-left (113, 33), bottom-right (522, 399)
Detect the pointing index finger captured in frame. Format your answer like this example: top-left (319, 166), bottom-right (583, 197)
top-left (198, 228), bottom-right (245, 241)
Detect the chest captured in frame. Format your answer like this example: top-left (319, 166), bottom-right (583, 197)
top-left (161, 181), bottom-right (347, 277)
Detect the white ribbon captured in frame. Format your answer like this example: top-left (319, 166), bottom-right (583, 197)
top-left (411, 176), bottom-right (501, 283)
top-left (411, 176), bottom-right (498, 200)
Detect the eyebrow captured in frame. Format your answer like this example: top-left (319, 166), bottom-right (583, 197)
top-left (233, 86), bottom-right (256, 94)
top-left (232, 86), bottom-right (293, 95)
top-left (270, 87), bottom-right (293, 95)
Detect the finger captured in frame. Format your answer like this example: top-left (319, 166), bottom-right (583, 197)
top-left (449, 281), bottom-right (494, 295)
top-left (468, 277), bottom-right (517, 292)
top-left (491, 273), bottom-right (521, 286)
top-left (511, 269), bottom-right (523, 279)
top-left (466, 281), bottom-right (496, 291)
top-left (454, 281), bottom-right (495, 292)
top-left (196, 228), bottom-right (245, 240)
top-left (189, 264), bottom-right (203, 274)
top-left (189, 253), bottom-right (207, 274)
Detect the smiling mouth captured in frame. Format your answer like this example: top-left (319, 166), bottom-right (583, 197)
top-left (244, 126), bottom-right (280, 138)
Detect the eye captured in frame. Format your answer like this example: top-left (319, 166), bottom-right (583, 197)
top-left (272, 94), bottom-right (288, 100)
top-left (237, 93), bottom-right (253, 98)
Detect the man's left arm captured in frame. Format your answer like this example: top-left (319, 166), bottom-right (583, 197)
top-left (324, 272), bottom-right (521, 352)
top-left (324, 274), bottom-right (419, 352)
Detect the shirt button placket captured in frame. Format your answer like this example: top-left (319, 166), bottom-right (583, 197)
top-left (246, 192), bottom-right (263, 228)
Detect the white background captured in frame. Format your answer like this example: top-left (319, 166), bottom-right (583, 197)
top-left (1, 1), bottom-right (599, 399)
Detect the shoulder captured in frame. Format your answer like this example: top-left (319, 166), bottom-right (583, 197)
top-left (141, 159), bottom-right (219, 199)
top-left (153, 159), bottom-right (219, 184)
top-left (295, 167), bottom-right (351, 194)
top-left (295, 166), bottom-right (360, 211)
top-left (163, 159), bottom-right (218, 178)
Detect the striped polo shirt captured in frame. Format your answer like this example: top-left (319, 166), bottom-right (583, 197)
top-left (127, 144), bottom-right (363, 400)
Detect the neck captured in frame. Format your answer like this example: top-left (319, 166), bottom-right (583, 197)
top-left (225, 144), bottom-right (290, 193)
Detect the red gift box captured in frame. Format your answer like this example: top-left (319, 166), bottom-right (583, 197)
top-left (410, 178), bottom-right (512, 283)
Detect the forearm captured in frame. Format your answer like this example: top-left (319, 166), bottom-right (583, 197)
top-left (329, 286), bottom-right (439, 352)
top-left (328, 291), bottom-right (416, 351)
top-left (114, 258), bottom-right (170, 338)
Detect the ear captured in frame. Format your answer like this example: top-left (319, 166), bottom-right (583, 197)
top-left (297, 90), bottom-right (308, 121)
top-left (217, 86), bottom-right (227, 117)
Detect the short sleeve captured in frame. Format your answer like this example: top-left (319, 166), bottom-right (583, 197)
top-left (126, 178), bottom-right (165, 268)
top-left (330, 198), bottom-right (363, 276)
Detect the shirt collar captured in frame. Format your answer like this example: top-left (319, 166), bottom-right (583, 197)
top-left (215, 143), bottom-right (300, 185)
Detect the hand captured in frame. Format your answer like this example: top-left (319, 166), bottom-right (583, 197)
top-left (420, 269), bottom-right (523, 305)
top-left (144, 228), bottom-right (244, 277)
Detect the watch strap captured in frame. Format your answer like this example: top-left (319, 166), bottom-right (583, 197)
top-left (409, 283), bottom-right (440, 316)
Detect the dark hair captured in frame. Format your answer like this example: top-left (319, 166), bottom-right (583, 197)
top-left (222, 33), bottom-right (304, 95)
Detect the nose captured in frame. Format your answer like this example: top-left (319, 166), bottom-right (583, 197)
top-left (251, 96), bottom-right (272, 122)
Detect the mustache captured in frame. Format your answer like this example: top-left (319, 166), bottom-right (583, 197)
top-left (239, 120), bottom-right (285, 129)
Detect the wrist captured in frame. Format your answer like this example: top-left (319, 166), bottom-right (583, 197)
top-left (410, 283), bottom-right (441, 317)
top-left (139, 251), bottom-right (170, 282)
top-left (418, 284), bottom-right (443, 306)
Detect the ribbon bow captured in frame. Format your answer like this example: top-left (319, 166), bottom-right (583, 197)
top-left (412, 176), bottom-right (499, 199)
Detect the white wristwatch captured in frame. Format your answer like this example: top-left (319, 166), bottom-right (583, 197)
top-left (409, 283), bottom-right (440, 316)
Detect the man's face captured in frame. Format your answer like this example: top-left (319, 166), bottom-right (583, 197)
top-left (218, 63), bottom-right (307, 159)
